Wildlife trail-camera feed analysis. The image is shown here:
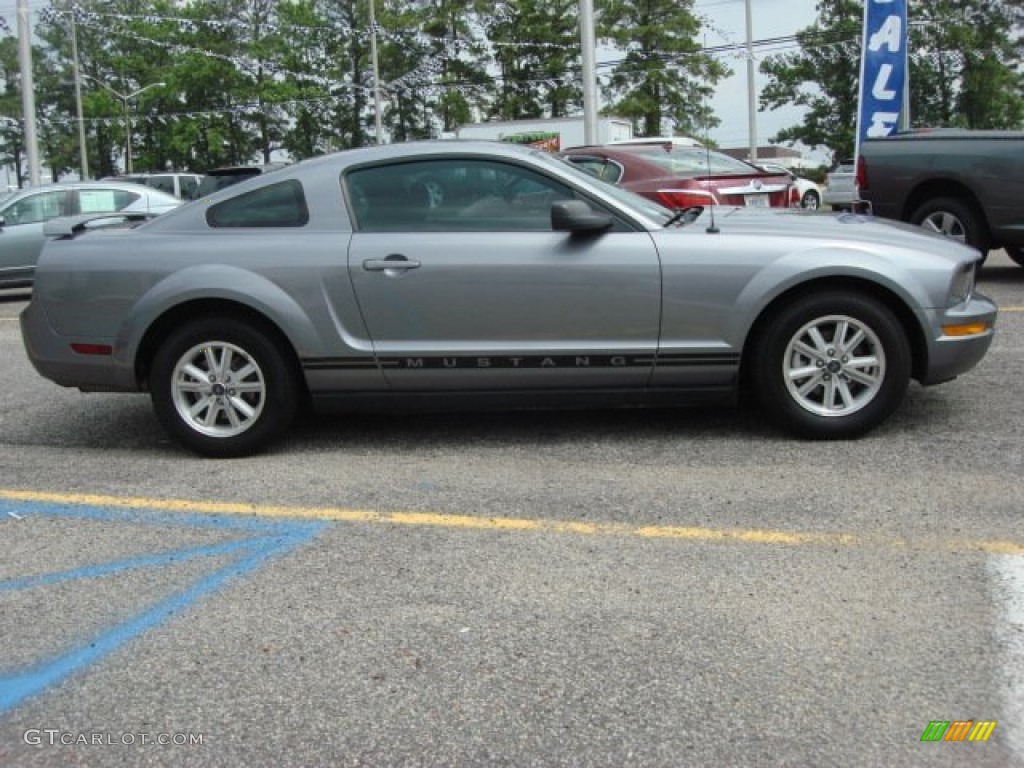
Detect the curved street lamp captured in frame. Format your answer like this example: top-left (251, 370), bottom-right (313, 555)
top-left (81, 76), bottom-right (165, 174)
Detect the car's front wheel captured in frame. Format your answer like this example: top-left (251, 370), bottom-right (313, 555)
top-left (752, 293), bottom-right (911, 439)
top-left (150, 317), bottom-right (298, 457)
top-left (801, 190), bottom-right (820, 210)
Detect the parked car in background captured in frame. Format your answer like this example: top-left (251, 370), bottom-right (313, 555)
top-left (822, 161), bottom-right (858, 211)
top-left (22, 141), bottom-right (995, 457)
top-left (757, 162), bottom-right (822, 210)
top-left (858, 129), bottom-right (1024, 266)
top-left (606, 136), bottom-right (704, 148)
top-left (105, 172), bottom-right (203, 201)
top-left (0, 181), bottom-right (180, 289)
top-left (196, 163), bottom-right (289, 197)
top-left (562, 143), bottom-right (798, 209)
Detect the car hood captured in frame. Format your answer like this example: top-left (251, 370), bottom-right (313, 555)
top-left (681, 207), bottom-right (980, 264)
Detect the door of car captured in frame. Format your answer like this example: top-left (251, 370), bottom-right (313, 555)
top-left (0, 190), bottom-right (70, 282)
top-left (345, 157), bottom-right (661, 391)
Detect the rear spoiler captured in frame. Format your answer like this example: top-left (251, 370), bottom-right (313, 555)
top-left (43, 211), bottom-right (156, 239)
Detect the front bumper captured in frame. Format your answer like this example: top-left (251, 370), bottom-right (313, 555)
top-left (920, 292), bottom-right (998, 385)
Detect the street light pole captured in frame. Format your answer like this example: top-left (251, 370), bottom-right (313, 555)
top-left (744, 0), bottom-right (758, 162)
top-left (17, 0), bottom-right (41, 186)
top-left (81, 76), bottom-right (164, 173)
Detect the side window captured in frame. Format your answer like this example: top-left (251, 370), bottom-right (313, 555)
top-left (78, 189), bottom-right (140, 213)
top-left (2, 191), bottom-right (68, 225)
top-left (147, 175), bottom-right (176, 196)
top-left (566, 157), bottom-right (622, 184)
top-left (206, 180), bottom-right (309, 228)
top-left (180, 176), bottom-right (199, 200)
top-left (346, 159), bottom-right (576, 233)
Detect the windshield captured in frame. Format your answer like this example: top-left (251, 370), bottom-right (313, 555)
top-left (628, 146), bottom-right (761, 176)
top-left (534, 151), bottom-right (673, 224)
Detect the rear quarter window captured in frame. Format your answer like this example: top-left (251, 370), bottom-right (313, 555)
top-left (206, 180), bottom-right (309, 228)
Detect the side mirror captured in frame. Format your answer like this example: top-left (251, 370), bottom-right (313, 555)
top-left (551, 200), bottom-right (613, 233)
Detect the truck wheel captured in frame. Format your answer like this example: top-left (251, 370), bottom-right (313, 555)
top-left (150, 317), bottom-right (298, 457)
top-left (1005, 246), bottom-right (1024, 268)
top-left (752, 292), bottom-right (911, 439)
top-left (910, 197), bottom-right (989, 253)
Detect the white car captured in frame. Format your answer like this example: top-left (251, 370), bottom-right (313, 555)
top-left (822, 162), bottom-right (858, 211)
top-left (758, 162), bottom-right (823, 210)
top-left (608, 136), bottom-right (705, 148)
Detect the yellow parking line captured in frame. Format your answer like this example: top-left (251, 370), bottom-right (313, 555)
top-left (2, 487), bottom-right (1022, 556)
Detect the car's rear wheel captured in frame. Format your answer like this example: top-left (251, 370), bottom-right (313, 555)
top-left (1005, 245), bottom-right (1024, 268)
top-left (150, 317), bottom-right (298, 457)
top-left (752, 293), bottom-right (911, 439)
top-left (910, 197), bottom-right (989, 253)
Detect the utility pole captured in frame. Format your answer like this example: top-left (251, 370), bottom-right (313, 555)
top-left (744, 0), bottom-right (758, 161)
top-left (579, 0), bottom-right (598, 145)
top-left (17, 0), bottom-right (41, 186)
top-left (368, 0), bottom-right (383, 144)
top-left (69, 7), bottom-right (88, 179)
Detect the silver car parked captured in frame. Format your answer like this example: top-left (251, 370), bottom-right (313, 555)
top-left (0, 180), bottom-right (180, 288)
top-left (21, 142), bottom-right (996, 456)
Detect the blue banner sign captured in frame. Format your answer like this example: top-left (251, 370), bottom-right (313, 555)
top-left (855, 0), bottom-right (908, 156)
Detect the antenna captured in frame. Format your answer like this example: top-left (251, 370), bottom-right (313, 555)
top-left (703, 35), bottom-right (719, 234)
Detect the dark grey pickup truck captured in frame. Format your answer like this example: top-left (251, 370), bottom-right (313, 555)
top-left (858, 129), bottom-right (1024, 266)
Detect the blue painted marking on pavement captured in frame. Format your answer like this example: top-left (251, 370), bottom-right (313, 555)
top-left (0, 498), bottom-right (326, 714)
top-left (0, 538), bottom-right (260, 592)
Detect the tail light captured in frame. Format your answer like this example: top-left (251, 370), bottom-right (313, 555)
top-left (656, 189), bottom-right (718, 209)
top-left (855, 155), bottom-right (867, 191)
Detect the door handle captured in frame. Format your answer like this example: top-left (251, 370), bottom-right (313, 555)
top-left (362, 255), bottom-right (421, 271)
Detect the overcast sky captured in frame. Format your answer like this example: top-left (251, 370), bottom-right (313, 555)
top-left (695, 0), bottom-right (824, 161)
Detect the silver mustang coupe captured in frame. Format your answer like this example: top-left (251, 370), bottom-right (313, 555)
top-left (21, 141), bottom-right (996, 457)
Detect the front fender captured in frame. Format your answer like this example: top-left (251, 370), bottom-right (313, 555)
top-left (727, 246), bottom-right (938, 346)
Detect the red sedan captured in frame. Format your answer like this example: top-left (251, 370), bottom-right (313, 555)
top-left (561, 143), bottom-right (798, 210)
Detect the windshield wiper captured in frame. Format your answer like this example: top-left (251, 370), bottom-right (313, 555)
top-left (664, 206), bottom-right (704, 227)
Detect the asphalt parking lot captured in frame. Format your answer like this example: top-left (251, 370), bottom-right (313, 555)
top-left (1, 251), bottom-right (1023, 767)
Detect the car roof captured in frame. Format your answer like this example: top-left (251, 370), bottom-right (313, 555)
top-left (2, 179), bottom-right (180, 203)
top-left (606, 136), bottom-right (704, 147)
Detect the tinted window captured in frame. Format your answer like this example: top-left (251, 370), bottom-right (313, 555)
top-left (147, 175), bottom-right (176, 196)
top-left (206, 180), bottom-right (308, 228)
top-left (1, 190), bottom-right (69, 224)
top-left (78, 188), bottom-right (140, 213)
top-left (565, 157), bottom-right (623, 184)
top-left (347, 159), bottom-right (576, 232)
top-left (180, 176), bottom-right (200, 200)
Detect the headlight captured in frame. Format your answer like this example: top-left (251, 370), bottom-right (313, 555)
top-left (947, 263), bottom-right (975, 307)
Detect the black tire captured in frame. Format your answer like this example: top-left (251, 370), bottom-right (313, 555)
top-left (909, 196), bottom-right (989, 253)
top-left (1005, 245), bottom-right (1024, 268)
top-left (150, 316), bottom-right (298, 457)
top-left (751, 292), bottom-right (911, 439)
top-left (801, 190), bottom-right (820, 210)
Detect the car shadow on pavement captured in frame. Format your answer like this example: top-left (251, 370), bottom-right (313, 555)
top-left (978, 264), bottom-right (1024, 284)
